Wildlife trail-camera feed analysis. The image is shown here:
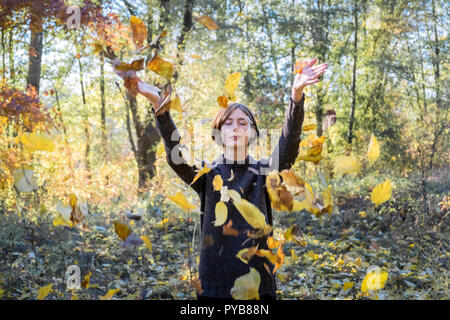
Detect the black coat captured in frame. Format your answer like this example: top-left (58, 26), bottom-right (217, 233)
top-left (154, 94), bottom-right (305, 298)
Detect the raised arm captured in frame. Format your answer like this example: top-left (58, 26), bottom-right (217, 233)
top-left (152, 109), bottom-right (205, 195)
top-left (269, 58), bottom-right (328, 172)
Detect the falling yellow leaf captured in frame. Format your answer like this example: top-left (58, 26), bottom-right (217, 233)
top-left (114, 221), bottom-right (132, 242)
top-left (224, 72), bottom-right (241, 101)
top-left (195, 15), bottom-right (219, 30)
top-left (214, 201), bottom-right (228, 226)
top-left (367, 134), bottom-right (380, 165)
top-left (255, 249), bottom-right (277, 265)
top-left (279, 170), bottom-right (304, 188)
top-left (359, 211), bottom-right (367, 218)
top-left (236, 246), bottom-right (259, 264)
top-left (147, 53), bottom-right (173, 80)
top-left (37, 283), bottom-right (53, 300)
top-left (100, 288), bottom-right (120, 300)
top-left (334, 155), bottom-right (360, 176)
top-left (266, 171), bottom-right (293, 212)
top-left (232, 197), bottom-right (267, 229)
top-left (361, 267), bottom-right (388, 292)
top-left (212, 174), bottom-right (223, 191)
top-left (52, 214), bottom-right (73, 227)
top-left (191, 164), bottom-right (211, 185)
top-left (371, 180), bottom-right (392, 207)
top-left (217, 95), bottom-right (229, 108)
top-left (343, 281), bottom-right (354, 292)
top-left (168, 93), bottom-right (183, 113)
top-left (168, 192), bottom-right (197, 211)
top-left (302, 124), bottom-right (317, 131)
top-left (81, 272), bottom-right (92, 289)
top-left (267, 236), bottom-right (280, 250)
top-left (140, 235), bottom-right (153, 254)
top-left (130, 16), bottom-right (147, 49)
top-left (230, 268), bottom-right (260, 300)
top-left (114, 58), bottom-right (145, 72)
top-left (273, 242), bottom-right (285, 273)
top-left (20, 132), bottom-right (55, 153)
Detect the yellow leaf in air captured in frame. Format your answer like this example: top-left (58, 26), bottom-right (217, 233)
top-left (212, 174), bottom-right (223, 191)
top-left (343, 281), bottom-right (354, 292)
top-left (334, 155), bottom-right (360, 176)
top-left (232, 197), bottom-right (267, 229)
top-left (273, 242), bottom-right (285, 273)
top-left (114, 221), bottom-right (132, 242)
top-left (195, 15), bottom-right (220, 30)
top-left (217, 95), bottom-right (229, 108)
top-left (224, 72), bottom-right (241, 101)
top-left (302, 123), bottom-right (317, 131)
top-left (100, 288), bottom-right (120, 300)
top-left (230, 268), bottom-right (261, 300)
top-left (292, 199), bottom-right (307, 212)
top-left (236, 246), bottom-right (259, 264)
top-left (147, 53), bottom-right (173, 80)
top-left (361, 267), bottom-right (388, 292)
top-left (267, 236), bottom-right (280, 249)
top-left (367, 134), bottom-right (380, 165)
top-left (37, 283), bottom-right (53, 300)
top-left (114, 58), bottom-right (145, 72)
top-left (191, 165), bottom-right (211, 185)
top-left (255, 249), bottom-right (277, 265)
top-left (140, 235), bottom-right (153, 254)
top-left (81, 272), bottom-right (91, 289)
top-left (168, 94), bottom-right (183, 113)
top-left (168, 192), bottom-right (197, 212)
top-left (20, 132), bottom-right (55, 153)
top-left (214, 201), bottom-right (228, 226)
top-left (130, 16), bottom-right (147, 49)
top-left (53, 214), bottom-right (73, 227)
top-left (371, 180), bottom-right (392, 207)
top-left (279, 170), bottom-right (304, 188)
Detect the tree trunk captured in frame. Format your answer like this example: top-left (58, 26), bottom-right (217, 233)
top-left (26, 28), bottom-right (43, 92)
top-left (347, 1), bottom-right (358, 144)
top-left (77, 55), bottom-right (92, 182)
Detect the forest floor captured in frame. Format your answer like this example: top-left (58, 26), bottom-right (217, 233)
top-left (0, 187), bottom-right (448, 300)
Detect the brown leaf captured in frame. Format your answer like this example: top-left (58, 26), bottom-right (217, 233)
top-left (114, 58), bottom-right (145, 72)
top-left (222, 219), bottom-right (239, 236)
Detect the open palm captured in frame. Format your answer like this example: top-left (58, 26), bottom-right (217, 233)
top-left (293, 58), bottom-right (328, 90)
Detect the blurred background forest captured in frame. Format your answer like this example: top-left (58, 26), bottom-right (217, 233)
top-left (0, 0), bottom-right (448, 300)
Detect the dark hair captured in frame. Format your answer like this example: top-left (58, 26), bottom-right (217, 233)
top-left (211, 102), bottom-right (259, 146)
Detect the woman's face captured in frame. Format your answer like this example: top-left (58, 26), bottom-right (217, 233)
top-left (220, 108), bottom-right (254, 150)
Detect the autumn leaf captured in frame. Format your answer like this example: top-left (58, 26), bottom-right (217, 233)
top-left (267, 236), bottom-right (280, 250)
top-left (279, 169), bottom-right (305, 188)
top-left (147, 53), bottom-right (174, 80)
top-left (361, 267), bottom-right (388, 292)
top-left (37, 283), bottom-right (53, 300)
top-left (266, 171), bottom-right (293, 212)
top-left (130, 16), bottom-right (147, 49)
top-left (371, 180), bottom-right (392, 207)
top-left (236, 246), bottom-right (259, 264)
top-left (114, 58), bottom-right (145, 72)
top-left (20, 132), bottom-right (55, 153)
top-left (81, 272), bottom-right (92, 289)
top-left (168, 93), bottom-right (183, 113)
top-left (53, 214), bottom-right (73, 227)
top-left (230, 268), bottom-right (261, 300)
top-left (334, 155), bottom-right (360, 176)
top-left (367, 133), bottom-right (380, 165)
top-left (168, 192), bottom-right (197, 211)
top-left (195, 15), bottom-right (219, 30)
top-left (140, 235), bottom-right (153, 254)
top-left (100, 288), bottom-right (120, 300)
top-left (212, 174), bottom-right (223, 191)
top-left (217, 95), bottom-right (229, 108)
top-left (294, 61), bottom-right (307, 74)
top-left (255, 249), bottom-right (277, 264)
top-left (222, 219), bottom-right (239, 236)
top-left (214, 201), bottom-right (228, 226)
top-left (224, 72), bottom-right (241, 101)
top-left (191, 164), bottom-right (211, 185)
top-left (343, 281), bottom-right (354, 292)
top-left (302, 123), bottom-right (317, 131)
top-left (232, 197), bottom-right (267, 229)
top-left (273, 242), bottom-right (285, 273)
top-left (114, 221), bottom-right (132, 242)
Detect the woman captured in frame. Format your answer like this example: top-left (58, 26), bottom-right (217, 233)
top-left (115, 58), bottom-right (327, 299)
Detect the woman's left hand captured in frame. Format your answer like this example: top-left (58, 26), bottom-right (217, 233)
top-left (291, 58), bottom-right (328, 102)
